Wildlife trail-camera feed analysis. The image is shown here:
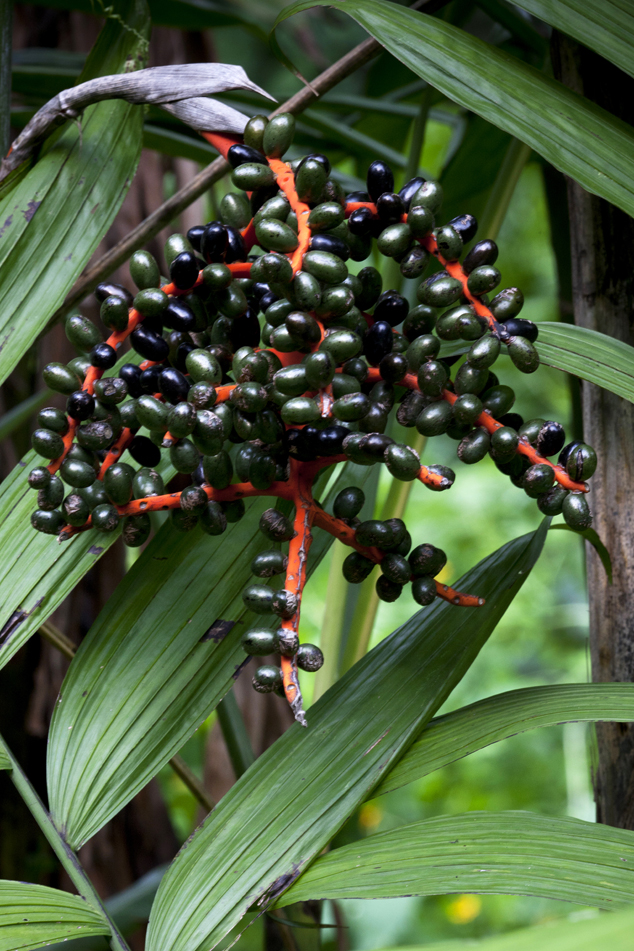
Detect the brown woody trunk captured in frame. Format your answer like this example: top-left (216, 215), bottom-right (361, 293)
top-left (551, 34), bottom-right (634, 828)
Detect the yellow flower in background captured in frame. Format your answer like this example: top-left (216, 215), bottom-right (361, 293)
top-left (445, 894), bottom-right (482, 924)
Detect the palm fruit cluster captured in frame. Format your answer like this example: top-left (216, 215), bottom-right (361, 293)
top-left (28, 112), bottom-right (597, 726)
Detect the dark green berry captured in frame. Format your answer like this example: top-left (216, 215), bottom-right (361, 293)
top-left (458, 427), bottom-right (490, 464)
top-left (252, 664), bottom-right (283, 693)
top-left (296, 644), bottom-right (324, 672)
top-left (333, 486), bottom-right (365, 520)
top-left (92, 503), bottom-right (120, 533)
top-left (409, 543), bottom-right (447, 577)
top-left (32, 428), bottom-right (64, 459)
top-left (61, 492), bottom-right (90, 527)
top-left (31, 509), bottom-right (65, 535)
top-left (412, 576), bottom-right (437, 605)
top-left (562, 492), bottom-right (592, 530)
top-left (103, 463), bottom-right (134, 505)
top-left (242, 630), bottom-right (277, 656)
top-left (376, 575), bottom-right (403, 602)
top-left (199, 500), bottom-right (228, 535)
top-left (416, 400), bottom-right (452, 436)
top-left (122, 513), bottom-right (151, 547)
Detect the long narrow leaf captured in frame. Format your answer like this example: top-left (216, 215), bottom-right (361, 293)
top-left (273, 0), bottom-right (634, 217)
top-left (517, 0), bottom-right (634, 83)
top-left (47, 463), bottom-right (370, 848)
top-left (0, 881), bottom-right (110, 951)
top-left (0, 0), bottom-right (149, 384)
top-left (374, 683), bottom-right (634, 798)
top-left (145, 523), bottom-right (548, 951)
top-left (279, 812), bottom-right (634, 909)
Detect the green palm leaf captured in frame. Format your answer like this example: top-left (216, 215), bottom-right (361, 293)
top-left (144, 523), bottom-right (547, 951)
top-left (375, 683), bottom-right (634, 797)
top-left (0, 0), bottom-right (149, 385)
top-left (0, 880), bottom-right (110, 951)
top-left (279, 812), bottom-right (634, 909)
top-left (273, 0), bottom-right (634, 217)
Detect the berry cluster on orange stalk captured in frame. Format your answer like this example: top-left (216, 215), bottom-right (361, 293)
top-left (28, 113), bottom-right (597, 726)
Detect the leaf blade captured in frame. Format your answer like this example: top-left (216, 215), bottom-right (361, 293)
top-left (0, 880), bottom-right (110, 951)
top-left (374, 683), bottom-right (634, 798)
top-left (278, 812), bottom-right (634, 909)
top-left (145, 523), bottom-right (548, 951)
top-left (273, 0), bottom-right (634, 217)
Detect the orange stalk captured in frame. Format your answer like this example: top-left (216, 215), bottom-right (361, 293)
top-left (267, 158), bottom-right (311, 274)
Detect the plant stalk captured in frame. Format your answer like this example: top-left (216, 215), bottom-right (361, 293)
top-left (216, 689), bottom-right (255, 778)
top-left (404, 84), bottom-right (432, 183)
top-left (478, 137), bottom-right (531, 242)
top-left (37, 622), bottom-right (215, 813)
top-left (0, 731), bottom-right (131, 951)
top-left (313, 540), bottom-right (349, 701)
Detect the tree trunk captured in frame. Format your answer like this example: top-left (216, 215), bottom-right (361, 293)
top-left (551, 33), bottom-right (634, 828)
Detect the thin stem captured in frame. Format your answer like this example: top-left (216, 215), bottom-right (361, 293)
top-left (47, 0), bottom-right (449, 327)
top-left (404, 85), bottom-right (432, 183)
top-left (216, 690), bottom-right (255, 779)
top-left (168, 755), bottom-right (215, 812)
top-left (340, 431), bottom-right (426, 674)
top-left (37, 625), bottom-right (215, 813)
top-left (313, 540), bottom-right (349, 701)
top-left (0, 389), bottom-right (53, 442)
top-left (0, 731), bottom-right (131, 951)
top-left (478, 137), bottom-right (532, 242)
top-left (0, 1), bottom-right (12, 157)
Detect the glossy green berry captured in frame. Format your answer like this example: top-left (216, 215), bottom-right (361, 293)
top-left (42, 363), bottom-right (81, 395)
top-left (250, 252), bottom-right (293, 285)
top-left (100, 295), bottom-right (129, 332)
top-left (164, 233), bottom-right (193, 268)
top-left (77, 421), bottom-right (114, 452)
top-left (199, 500), bottom-right (228, 535)
top-left (202, 451), bottom-right (232, 489)
top-left (377, 223), bottom-right (412, 258)
top-left (523, 463), bottom-right (556, 497)
top-left (305, 350), bottom-right (335, 389)
top-left (243, 584), bottom-right (274, 614)
top-left (416, 400), bottom-right (452, 436)
top-left (490, 287), bottom-right (524, 320)
top-left (259, 508), bottom-right (295, 542)
top-left (179, 485), bottom-right (207, 515)
top-left (252, 664), bottom-right (283, 693)
top-left (274, 365), bottom-right (308, 397)
top-left (537, 485), bottom-right (568, 516)
top-left (507, 336), bottom-right (539, 373)
top-left (37, 475), bottom-right (64, 511)
top-left (251, 550), bottom-right (288, 578)
top-left (333, 486), bottom-right (365, 521)
top-left (119, 400), bottom-right (140, 430)
top-left (78, 481), bottom-right (109, 509)
top-left (412, 575), bottom-right (437, 605)
top-left (342, 550), bottom-right (375, 583)
top-left (302, 250), bottom-right (348, 285)
top-left (65, 314), bottom-right (101, 353)
top-left (61, 492), bottom-right (90, 527)
top-left (32, 428), bottom-right (64, 459)
top-left (130, 250), bottom-right (160, 289)
top-left (417, 360), bottom-right (448, 397)
top-left (409, 543), bottom-right (446, 577)
top-left (407, 204), bottom-right (434, 238)
top-left (467, 334), bottom-right (500, 369)
top-left (482, 385), bottom-right (515, 417)
top-left (232, 162), bottom-right (276, 191)
top-left (192, 409), bottom-right (225, 453)
top-left (403, 305), bottom-right (436, 341)
top-left (122, 513), bottom-right (151, 547)
top-left (28, 466), bottom-right (51, 490)
top-left (381, 552), bottom-right (411, 585)
top-left (103, 462), bottom-right (134, 505)
top-left (458, 427), bottom-right (490, 464)
top-left (92, 503), bottom-right (120, 533)
top-left (295, 158), bottom-right (328, 204)
top-left (412, 180), bottom-right (443, 213)
top-left (220, 192), bottom-right (251, 229)
top-left (67, 356), bottom-right (90, 382)
top-left (136, 395), bottom-right (168, 431)
top-left (376, 575), bottom-right (403, 602)
top-left (281, 396), bottom-right (320, 425)
top-left (254, 218), bottom-right (298, 254)
top-left (434, 224), bottom-right (462, 261)
top-left (565, 444), bottom-right (597, 482)
top-left (384, 443), bottom-right (420, 481)
top-left (490, 426), bottom-right (519, 461)
top-left (406, 335), bottom-right (440, 372)
top-left (59, 457), bottom-right (96, 488)
top-left (244, 114), bottom-right (268, 151)
top-left (170, 439), bottom-right (199, 474)
top-left (255, 194), bottom-right (290, 223)
top-left (320, 330), bottom-right (363, 362)
top-left (31, 509), bottom-right (65, 535)
top-left (332, 392), bottom-right (370, 422)
top-left (296, 644), bottom-right (324, 672)
top-left (94, 377), bottom-right (127, 405)
top-left (467, 265), bottom-right (501, 295)
top-left (356, 519), bottom-right (391, 549)
top-left (132, 468), bottom-right (164, 499)
top-left (417, 273), bottom-right (462, 308)
top-left (262, 113), bottom-right (295, 158)
top-left (399, 245), bottom-right (429, 279)
top-left (562, 492), bottom-right (592, 530)
top-left (242, 629), bottom-right (277, 656)
top-left (37, 407), bottom-right (69, 435)
top-left (308, 201), bottom-right (344, 232)
top-left (133, 288), bottom-right (168, 318)
top-left (454, 362), bottom-right (489, 396)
